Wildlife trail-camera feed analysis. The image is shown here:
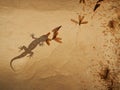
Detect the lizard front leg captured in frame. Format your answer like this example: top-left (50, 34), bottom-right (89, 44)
top-left (18, 45), bottom-right (27, 52)
top-left (30, 34), bottom-right (37, 39)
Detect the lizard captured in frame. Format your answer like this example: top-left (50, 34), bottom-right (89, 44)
top-left (52, 25), bottom-right (62, 43)
top-left (10, 32), bottom-right (51, 72)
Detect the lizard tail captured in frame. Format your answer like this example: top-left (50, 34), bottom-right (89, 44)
top-left (10, 57), bottom-right (17, 72)
top-left (10, 55), bottom-right (25, 72)
top-left (10, 52), bottom-right (28, 72)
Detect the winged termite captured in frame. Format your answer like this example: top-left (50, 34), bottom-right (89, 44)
top-left (93, 0), bottom-right (103, 12)
top-left (71, 15), bottom-right (88, 26)
top-left (54, 38), bottom-right (62, 43)
top-left (108, 20), bottom-right (116, 29)
top-left (52, 32), bottom-right (58, 40)
top-left (71, 19), bottom-right (79, 24)
top-left (81, 21), bottom-right (88, 24)
top-left (78, 15), bottom-right (81, 20)
top-left (79, 0), bottom-right (85, 4)
top-left (52, 26), bottom-right (62, 43)
top-left (79, 15), bottom-right (84, 25)
top-left (80, 15), bottom-right (84, 21)
top-left (96, 0), bottom-right (103, 3)
top-left (52, 25), bottom-right (62, 33)
top-left (93, 3), bottom-right (101, 11)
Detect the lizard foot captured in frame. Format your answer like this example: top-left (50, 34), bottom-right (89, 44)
top-left (39, 42), bottom-right (44, 46)
top-left (27, 52), bottom-right (34, 58)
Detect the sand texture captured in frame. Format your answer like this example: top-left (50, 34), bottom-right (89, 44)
top-left (0, 0), bottom-right (120, 90)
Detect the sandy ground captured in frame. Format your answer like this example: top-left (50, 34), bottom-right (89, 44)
top-left (0, 0), bottom-right (120, 90)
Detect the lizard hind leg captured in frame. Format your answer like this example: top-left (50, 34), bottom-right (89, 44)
top-left (39, 42), bottom-right (44, 46)
top-left (27, 51), bottom-right (34, 58)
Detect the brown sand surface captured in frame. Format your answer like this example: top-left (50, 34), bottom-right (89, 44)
top-left (0, 0), bottom-right (120, 90)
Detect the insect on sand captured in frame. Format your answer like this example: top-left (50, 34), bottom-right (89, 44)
top-left (99, 67), bottom-right (110, 80)
top-left (93, 0), bottom-right (104, 12)
top-left (71, 15), bottom-right (88, 26)
top-left (108, 20), bottom-right (116, 29)
top-left (79, 0), bottom-right (85, 4)
top-left (51, 26), bottom-right (62, 43)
